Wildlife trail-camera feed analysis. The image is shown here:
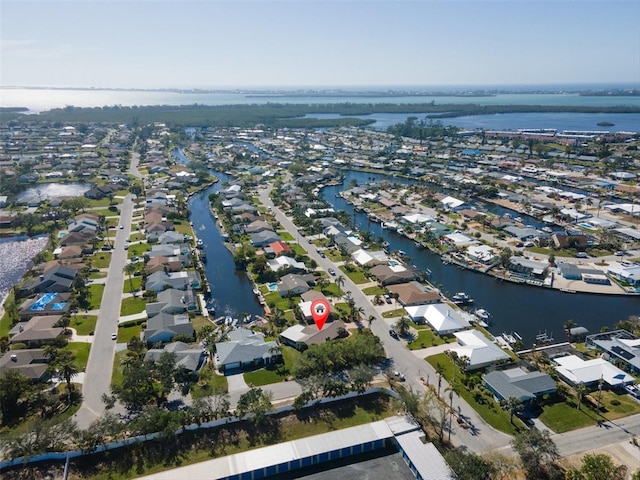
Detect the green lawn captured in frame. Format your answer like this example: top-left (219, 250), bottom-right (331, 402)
top-left (64, 342), bottom-right (91, 371)
top-left (539, 399), bottom-right (599, 433)
top-left (70, 314), bottom-right (98, 335)
top-left (111, 349), bottom-right (128, 387)
top-left (407, 329), bottom-right (447, 350)
top-left (382, 308), bottom-right (405, 318)
top-left (120, 297), bottom-right (147, 316)
top-left (325, 249), bottom-right (343, 262)
top-left (117, 321), bottom-right (143, 343)
top-left (289, 243), bottom-right (307, 255)
top-left (191, 366), bottom-right (229, 398)
top-left (0, 292), bottom-right (18, 336)
top-left (426, 352), bottom-right (520, 435)
top-left (123, 276), bottom-right (143, 293)
top-left (317, 282), bottom-right (343, 298)
top-left (362, 286), bottom-right (386, 295)
top-left (339, 266), bottom-right (369, 284)
top-left (89, 271), bottom-right (107, 280)
top-left (264, 291), bottom-right (298, 311)
top-left (88, 284), bottom-right (105, 309)
top-left (127, 243), bottom-right (150, 258)
top-left (243, 346), bottom-right (300, 386)
top-left (92, 253), bottom-right (112, 269)
top-left (279, 231), bottom-right (294, 241)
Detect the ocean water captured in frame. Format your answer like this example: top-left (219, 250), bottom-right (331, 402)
top-left (1, 87), bottom-right (639, 113)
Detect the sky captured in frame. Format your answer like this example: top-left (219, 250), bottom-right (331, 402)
top-left (1, 0), bottom-right (639, 90)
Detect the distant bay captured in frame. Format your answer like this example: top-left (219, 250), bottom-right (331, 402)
top-left (1, 87), bottom-right (639, 113)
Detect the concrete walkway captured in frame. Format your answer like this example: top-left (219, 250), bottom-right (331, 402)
top-left (226, 372), bottom-right (249, 393)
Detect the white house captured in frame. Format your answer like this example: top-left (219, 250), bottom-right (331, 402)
top-left (405, 303), bottom-right (470, 335)
top-left (449, 330), bottom-right (510, 371)
top-left (554, 354), bottom-right (635, 388)
top-left (351, 249), bottom-right (389, 267)
top-left (466, 245), bottom-right (498, 264)
top-left (607, 262), bottom-right (640, 286)
top-left (440, 196), bottom-right (466, 211)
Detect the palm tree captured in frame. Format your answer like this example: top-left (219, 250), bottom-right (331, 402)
top-left (335, 275), bottom-right (345, 291)
top-left (504, 396), bottom-right (523, 424)
top-left (394, 316), bottom-right (411, 337)
top-left (367, 315), bottom-right (376, 327)
top-left (435, 362), bottom-right (446, 398)
top-left (124, 263), bottom-right (137, 295)
top-left (445, 384), bottom-right (461, 442)
top-left (564, 319), bottom-right (577, 339)
top-left (351, 305), bottom-right (364, 322)
top-left (576, 382), bottom-right (587, 410)
top-left (57, 357), bottom-right (80, 394)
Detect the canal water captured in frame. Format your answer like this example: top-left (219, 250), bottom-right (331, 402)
top-left (320, 170), bottom-right (639, 346)
top-left (0, 235), bottom-right (49, 309)
top-left (172, 149), bottom-right (263, 319)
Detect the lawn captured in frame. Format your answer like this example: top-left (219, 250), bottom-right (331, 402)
top-left (289, 243), bottom-right (307, 255)
top-left (324, 249), bottom-right (343, 262)
top-left (174, 222), bottom-right (194, 237)
top-left (70, 314), bottom-right (98, 335)
top-left (317, 282), bottom-right (343, 299)
top-left (120, 297), bottom-right (147, 316)
top-left (279, 231), bottom-right (294, 241)
top-left (407, 329), bottom-right (447, 350)
top-left (91, 253), bottom-right (112, 269)
top-left (264, 291), bottom-right (299, 311)
top-left (0, 292), bottom-right (18, 336)
top-left (127, 243), bottom-right (150, 258)
top-left (89, 271), bottom-right (107, 280)
top-left (191, 366), bottom-right (229, 398)
top-left (64, 342), bottom-right (91, 371)
top-left (339, 265), bottom-right (369, 284)
top-left (382, 308), bottom-right (405, 318)
top-left (243, 346), bottom-right (300, 386)
top-left (362, 285), bottom-right (387, 295)
top-left (111, 349), bottom-right (128, 387)
top-left (426, 352), bottom-right (520, 435)
top-left (117, 321), bottom-right (143, 343)
top-left (88, 284), bottom-right (105, 309)
top-left (122, 276), bottom-right (142, 293)
top-left (539, 399), bottom-right (599, 433)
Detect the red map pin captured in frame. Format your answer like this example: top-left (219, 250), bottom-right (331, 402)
top-left (310, 299), bottom-right (330, 331)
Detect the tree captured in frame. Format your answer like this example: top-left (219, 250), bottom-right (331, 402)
top-left (113, 357), bottom-right (155, 411)
top-left (54, 355), bottom-right (80, 400)
top-left (445, 384), bottom-right (461, 442)
top-left (565, 453), bottom-right (628, 480)
top-left (0, 370), bottom-right (35, 425)
top-left (444, 448), bottom-right (496, 480)
top-left (499, 247), bottom-right (513, 268)
top-left (394, 316), bottom-right (411, 337)
top-left (435, 362), bottom-right (446, 398)
top-left (503, 396), bottom-right (523, 424)
top-left (236, 388), bottom-right (273, 427)
top-left (511, 427), bottom-right (559, 479)
top-left (124, 262), bottom-right (137, 294)
top-left (576, 382), bottom-right (587, 410)
top-left (335, 275), bottom-right (345, 291)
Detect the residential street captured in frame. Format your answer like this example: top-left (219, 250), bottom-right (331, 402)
top-left (257, 185), bottom-right (640, 457)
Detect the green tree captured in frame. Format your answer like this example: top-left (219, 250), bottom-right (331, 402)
top-left (511, 427), bottom-right (559, 479)
top-left (394, 316), bottom-right (411, 337)
top-left (565, 453), bottom-right (627, 480)
top-left (236, 387), bottom-right (273, 427)
top-left (503, 396), bottom-right (523, 424)
top-left (435, 362), bottom-right (446, 398)
top-left (0, 370), bottom-right (36, 425)
top-left (444, 448), bottom-right (496, 480)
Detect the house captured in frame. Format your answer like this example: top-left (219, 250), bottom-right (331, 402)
top-left (332, 233), bottom-right (362, 254)
top-left (554, 354), bottom-right (635, 388)
top-left (483, 368), bottom-right (556, 403)
top-left (250, 230), bottom-right (281, 247)
top-left (265, 241), bottom-right (291, 257)
top-left (143, 313), bottom-right (194, 344)
top-left (405, 303), bottom-right (470, 335)
top-left (552, 233), bottom-right (588, 250)
top-left (146, 270), bottom-right (201, 292)
top-left (19, 292), bottom-right (71, 319)
top-left (146, 288), bottom-right (197, 317)
top-left (157, 231), bottom-right (185, 245)
top-left (9, 315), bottom-right (63, 347)
top-left (370, 264), bottom-right (415, 286)
top-left (18, 265), bottom-right (78, 296)
top-left (508, 257), bottom-right (548, 277)
top-left (448, 329), bottom-right (510, 371)
top-left (278, 273), bottom-right (313, 296)
top-left (245, 220), bottom-right (272, 234)
top-left (440, 195), bottom-right (466, 211)
top-left (280, 320), bottom-right (346, 350)
top-left (387, 282), bottom-right (441, 306)
top-left (442, 232), bottom-right (477, 247)
top-left (297, 291), bottom-right (332, 320)
top-left (145, 255), bottom-right (184, 275)
top-left (607, 262), bottom-right (640, 286)
top-left (504, 226), bottom-right (539, 241)
top-left (267, 256), bottom-right (306, 272)
top-left (466, 245), bottom-right (498, 264)
top-left (215, 328), bottom-right (280, 372)
top-left (351, 249), bottom-right (389, 267)
top-left (586, 330), bottom-right (640, 375)
top-left (57, 244), bottom-right (84, 259)
top-left (144, 341), bottom-right (205, 371)
top-left (0, 349), bottom-right (50, 381)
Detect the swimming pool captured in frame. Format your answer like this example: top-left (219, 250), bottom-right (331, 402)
top-left (267, 283), bottom-right (278, 292)
top-left (388, 260), bottom-right (400, 266)
top-left (578, 222), bottom-right (596, 230)
top-left (29, 292), bottom-right (58, 311)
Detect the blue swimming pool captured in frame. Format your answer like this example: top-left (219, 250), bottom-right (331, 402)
top-left (51, 302), bottom-right (67, 311)
top-left (29, 292), bottom-right (58, 311)
top-left (267, 283), bottom-right (278, 292)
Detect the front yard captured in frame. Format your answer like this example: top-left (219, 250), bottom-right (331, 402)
top-left (120, 297), bottom-right (147, 316)
top-left (243, 346), bottom-right (301, 386)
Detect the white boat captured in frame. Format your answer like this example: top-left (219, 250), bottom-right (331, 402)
top-left (474, 308), bottom-right (491, 320)
top-left (452, 292), bottom-right (473, 305)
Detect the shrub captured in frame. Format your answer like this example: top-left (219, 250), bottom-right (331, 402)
top-left (610, 399), bottom-right (621, 406)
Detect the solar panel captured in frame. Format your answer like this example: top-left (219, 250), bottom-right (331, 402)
top-left (611, 345), bottom-right (635, 360)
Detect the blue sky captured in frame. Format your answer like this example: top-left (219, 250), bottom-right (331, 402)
top-left (1, 0), bottom-right (639, 89)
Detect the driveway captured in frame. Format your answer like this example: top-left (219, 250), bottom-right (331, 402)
top-left (226, 372), bottom-right (249, 393)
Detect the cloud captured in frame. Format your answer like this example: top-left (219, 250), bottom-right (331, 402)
top-left (1, 38), bottom-right (97, 59)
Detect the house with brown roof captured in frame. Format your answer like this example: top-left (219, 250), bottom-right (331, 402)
top-left (145, 255), bottom-right (184, 275)
top-left (0, 349), bottom-right (51, 381)
top-left (59, 231), bottom-right (94, 247)
top-left (57, 244), bottom-right (84, 259)
top-left (387, 282), bottom-right (441, 306)
top-left (370, 264), bottom-right (415, 286)
top-left (9, 315), bottom-right (63, 347)
top-left (280, 320), bottom-right (347, 351)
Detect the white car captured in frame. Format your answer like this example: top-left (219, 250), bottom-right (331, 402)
top-left (111, 333), bottom-right (117, 340)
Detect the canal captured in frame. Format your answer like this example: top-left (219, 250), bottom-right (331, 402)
top-left (320, 170), bottom-right (639, 346)
top-left (172, 149), bottom-right (263, 319)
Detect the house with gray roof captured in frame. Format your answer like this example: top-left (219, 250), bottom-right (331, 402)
top-left (18, 265), bottom-right (77, 296)
top-left (484, 368), bottom-right (556, 404)
top-left (9, 315), bottom-right (63, 347)
top-left (144, 312), bottom-right (194, 344)
top-left (146, 270), bottom-right (201, 292)
top-left (144, 341), bottom-right (204, 371)
top-left (215, 328), bottom-right (280, 372)
top-left (0, 348), bottom-right (50, 380)
top-left (146, 288), bottom-right (197, 318)
top-left (586, 329), bottom-right (640, 375)
top-left (504, 226), bottom-right (539, 241)
top-left (250, 230), bottom-right (281, 247)
top-left (278, 273), bottom-right (313, 297)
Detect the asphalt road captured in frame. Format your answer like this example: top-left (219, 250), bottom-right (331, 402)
top-left (75, 166), bottom-right (139, 429)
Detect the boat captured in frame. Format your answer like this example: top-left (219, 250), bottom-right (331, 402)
top-left (200, 251), bottom-right (208, 262)
top-left (382, 241), bottom-right (390, 248)
top-left (397, 250), bottom-right (406, 257)
top-left (502, 331), bottom-right (522, 344)
top-left (452, 292), bottom-right (474, 305)
top-left (196, 238), bottom-right (204, 249)
top-left (206, 301), bottom-right (216, 315)
top-left (474, 308), bottom-right (491, 321)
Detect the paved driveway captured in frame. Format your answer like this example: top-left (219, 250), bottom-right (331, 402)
top-left (226, 372), bottom-right (249, 393)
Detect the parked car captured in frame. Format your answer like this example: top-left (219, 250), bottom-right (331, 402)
top-left (393, 371), bottom-right (406, 381)
top-left (615, 251), bottom-right (625, 256)
top-left (328, 268), bottom-right (336, 276)
top-left (575, 252), bottom-right (589, 258)
top-left (389, 329), bottom-right (399, 339)
top-left (111, 333), bottom-right (117, 340)
top-left (318, 250), bottom-right (326, 258)
top-left (384, 294), bottom-right (392, 304)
